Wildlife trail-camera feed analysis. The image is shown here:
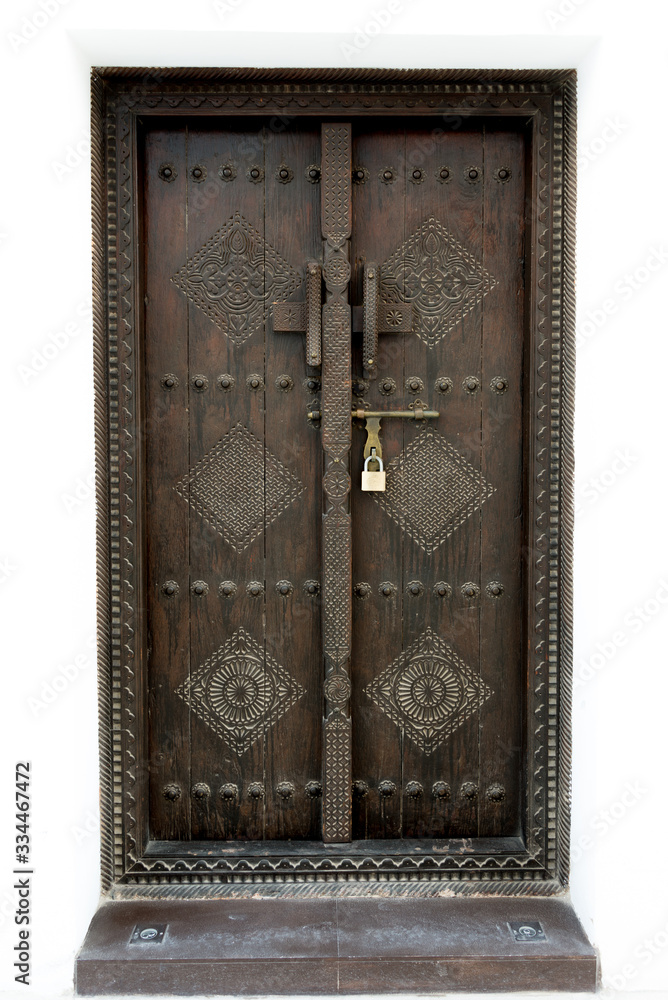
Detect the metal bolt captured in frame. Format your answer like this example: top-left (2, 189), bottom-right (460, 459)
top-left (367, 358), bottom-right (374, 366)
top-left (194, 583), bottom-right (204, 595)
top-left (250, 167), bottom-right (259, 179)
top-left (220, 377), bottom-right (230, 388)
top-left (250, 378), bottom-right (259, 388)
top-left (437, 585), bottom-right (447, 596)
top-left (280, 584), bottom-right (289, 595)
top-left (164, 584), bottom-right (175, 596)
top-left (498, 169), bottom-right (508, 179)
top-left (307, 583), bottom-right (317, 594)
top-left (306, 378), bottom-right (318, 391)
top-left (440, 168), bottom-right (449, 179)
top-left (410, 584), bottom-right (421, 596)
top-left (410, 379), bottom-right (420, 390)
top-left (280, 377), bottom-right (289, 388)
top-left (382, 585), bottom-right (392, 597)
top-left (467, 377), bottom-right (477, 390)
top-left (469, 168), bottom-right (478, 180)
top-left (194, 377), bottom-right (204, 388)
top-left (162, 167), bottom-right (172, 178)
top-left (413, 169), bottom-right (422, 180)
top-left (356, 169), bottom-right (365, 180)
top-left (164, 377), bottom-right (174, 387)
top-left (309, 168), bottom-right (319, 179)
top-left (279, 168), bottom-right (289, 179)
top-left (383, 169), bottom-right (392, 181)
top-left (466, 587), bottom-right (475, 597)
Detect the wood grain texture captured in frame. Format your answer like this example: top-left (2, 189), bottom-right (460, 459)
top-left (92, 71), bottom-right (575, 893)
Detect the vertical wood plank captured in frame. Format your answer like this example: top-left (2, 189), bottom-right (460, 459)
top-left (478, 128), bottom-right (526, 837)
top-left (144, 127), bottom-right (191, 842)
top-left (263, 125), bottom-right (322, 840)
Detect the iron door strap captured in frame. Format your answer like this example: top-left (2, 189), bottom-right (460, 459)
top-left (320, 123), bottom-right (353, 844)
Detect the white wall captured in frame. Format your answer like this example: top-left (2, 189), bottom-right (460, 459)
top-left (1, 0), bottom-right (666, 997)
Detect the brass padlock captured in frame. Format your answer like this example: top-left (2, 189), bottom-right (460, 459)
top-left (361, 450), bottom-right (386, 492)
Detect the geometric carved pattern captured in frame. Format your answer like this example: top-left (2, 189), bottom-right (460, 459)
top-left (323, 716), bottom-right (352, 842)
top-left (365, 627), bottom-right (493, 755)
top-left (174, 627), bottom-right (305, 756)
top-left (174, 422), bottom-right (305, 552)
top-left (171, 212), bottom-right (301, 345)
top-left (370, 424), bottom-right (495, 553)
top-left (380, 215), bottom-right (497, 348)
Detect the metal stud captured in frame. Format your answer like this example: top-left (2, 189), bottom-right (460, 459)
top-left (191, 782), bottom-right (210, 800)
top-left (275, 374), bottom-right (294, 392)
top-left (405, 780), bottom-right (423, 798)
top-left (379, 377), bottom-right (397, 396)
top-left (463, 376), bottom-right (480, 393)
top-left (219, 783), bottom-right (238, 800)
top-left (434, 581), bottom-right (452, 598)
top-left (162, 580), bottom-right (179, 598)
top-left (246, 374), bottom-right (264, 391)
top-left (436, 166), bottom-right (451, 183)
top-left (465, 166), bottom-right (482, 184)
top-left (191, 580), bottom-right (209, 596)
top-left (305, 164), bottom-right (321, 183)
top-left (247, 782), bottom-right (265, 799)
top-left (163, 784), bottom-right (181, 801)
top-left (276, 163), bottom-right (293, 184)
top-left (490, 376), bottom-right (508, 394)
top-left (435, 376), bottom-right (453, 395)
top-left (432, 781), bottom-right (451, 800)
top-left (410, 167), bottom-right (425, 184)
top-left (461, 582), bottom-right (480, 599)
top-left (486, 782), bottom-right (506, 802)
top-left (190, 165), bottom-right (206, 182)
top-left (378, 779), bottom-right (397, 797)
top-left (406, 376), bottom-right (424, 394)
top-left (247, 165), bottom-right (264, 183)
top-left (493, 166), bottom-right (511, 183)
top-left (460, 781), bottom-right (479, 800)
top-left (379, 581), bottom-right (396, 598)
top-left (219, 163), bottom-right (236, 182)
top-left (247, 581), bottom-right (264, 598)
top-left (217, 373), bottom-right (235, 391)
top-left (304, 580), bottom-right (320, 597)
top-left (161, 373), bottom-right (179, 390)
top-left (191, 374), bottom-right (209, 392)
top-left (407, 580), bottom-right (424, 597)
top-left (276, 781), bottom-right (295, 800)
top-left (276, 580), bottom-right (294, 597)
top-left (486, 581), bottom-right (504, 599)
top-left (158, 163), bottom-right (176, 183)
top-left (355, 582), bottom-right (372, 600)
top-left (218, 581), bottom-right (237, 599)
top-left (305, 780), bottom-right (322, 798)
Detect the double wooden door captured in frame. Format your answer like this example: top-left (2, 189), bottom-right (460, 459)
top-left (144, 117), bottom-right (525, 847)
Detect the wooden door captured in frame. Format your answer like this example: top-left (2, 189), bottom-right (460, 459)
top-left (142, 117), bottom-right (525, 846)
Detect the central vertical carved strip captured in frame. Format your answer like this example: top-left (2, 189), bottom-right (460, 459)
top-left (321, 123), bottom-right (352, 843)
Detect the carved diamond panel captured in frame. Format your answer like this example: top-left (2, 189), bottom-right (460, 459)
top-left (371, 424), bottom-right (495, 553)
top-left (175, 627), bottom-right (305, 756)
top-left (365, 628), bottom-right (493, 755)
top-left (171, 212), bottom-right (302, 345)
top-left (380, 215), bottom-right (497, 348)
top-left (175, 422), bottom-right (305, 552)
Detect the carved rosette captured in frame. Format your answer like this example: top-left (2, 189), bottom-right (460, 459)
top-left (320, 123), bottom-right (353, 844)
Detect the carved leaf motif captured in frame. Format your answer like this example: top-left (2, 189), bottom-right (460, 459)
top-left (379, 215), bottom-right (497, 348)
top-left (171, 212), bottom-right (301, 345)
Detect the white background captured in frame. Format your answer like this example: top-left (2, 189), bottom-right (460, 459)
top-left (0, 0), bottom-right (667, 998)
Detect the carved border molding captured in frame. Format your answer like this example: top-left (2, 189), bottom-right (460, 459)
top-left (91, 68), bottom-right (576, 896)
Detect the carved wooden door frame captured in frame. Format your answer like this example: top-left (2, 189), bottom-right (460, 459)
top-left (91, 67), bottom-right (576, 899)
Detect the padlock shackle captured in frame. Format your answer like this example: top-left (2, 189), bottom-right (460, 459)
top-left (363, 453), bottom-right (384, 472)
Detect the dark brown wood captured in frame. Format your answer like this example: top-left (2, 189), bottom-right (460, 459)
top-left (91, 68), bottom-right (577, 899)
top-left (75, 896), bottom-right (597, 995)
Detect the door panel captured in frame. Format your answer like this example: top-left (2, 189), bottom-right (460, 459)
top-left (144, 117), bottom-right (526, 845)
top-left (350, 123), bottom-right (525, 840)
top-left (145, 122), bottom-right (323, 842)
